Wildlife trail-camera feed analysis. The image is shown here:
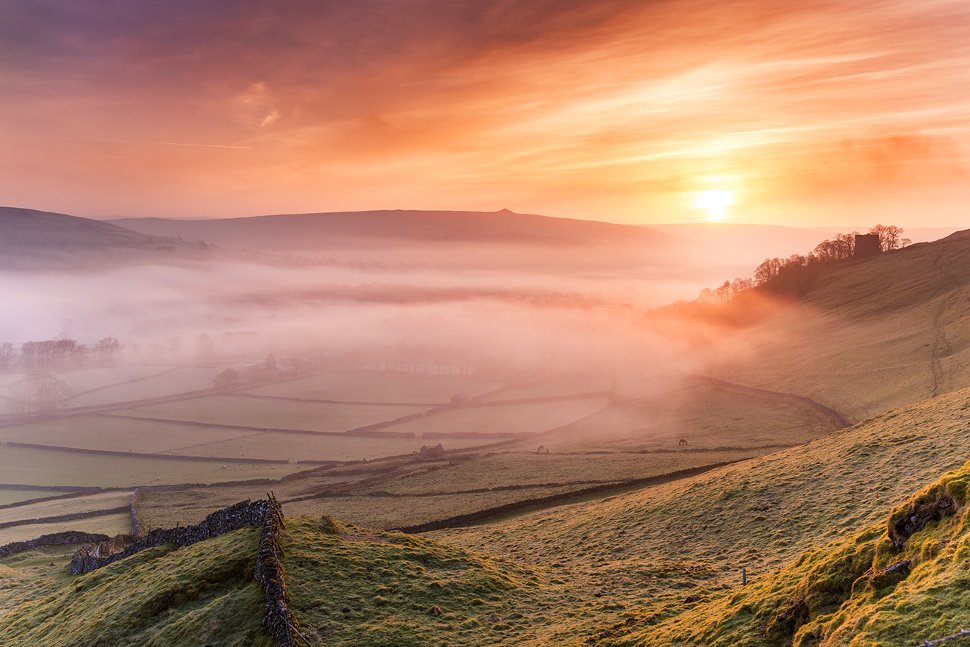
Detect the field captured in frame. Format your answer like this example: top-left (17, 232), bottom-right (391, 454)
top-left (0, 512), bottom-right (134, 545)
top-left (0, 444), bottom-right (300, 489)
top-left (112, 396), bottom-right (429, 432)
top-left (429, 385), bottom-right (970, 643)
top-left (375, 395), bottom-right (610, 439)
top-left (0, 489), bottom-right (75, 506)
top-left (703, 236), bottom-right (970, 422)
top-left (241, 370), bottom-right (504, 403)
top-left (63, 366), bottom-right (225, 407)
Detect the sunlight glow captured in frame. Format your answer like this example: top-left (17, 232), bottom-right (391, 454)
top-left (694, 189), bottom-right (736, 221)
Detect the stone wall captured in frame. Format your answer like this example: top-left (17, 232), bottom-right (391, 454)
top-left (0, 531), bottom-right (111, 558)
top-left (70, 495), bottom-right (307, 646)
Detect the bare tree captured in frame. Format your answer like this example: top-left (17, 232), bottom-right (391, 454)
top-left (95, 336), bottom-right (122, 367)
top-left (0, 342), bottom-right (15, 371)
top-left (6, 373), bottom-right (72, 415)
top-left (213, 368), bottom-right (240, 391)
top-left (870, 224), bottom-right (905, 252)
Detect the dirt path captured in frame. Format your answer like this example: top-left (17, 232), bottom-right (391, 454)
top-left (929, 248), bottom-right (961, 397)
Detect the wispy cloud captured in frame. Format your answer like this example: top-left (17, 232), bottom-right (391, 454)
top-left (0, 0), bottom-right (968, 225)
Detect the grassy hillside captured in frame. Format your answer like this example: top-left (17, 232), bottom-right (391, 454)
top-left (704, 230), bottom-right (970, 422)
top-left (0, 516), bottom-right (545, 647)
top-left (2, 383), bottom-right (968, 645)
top-left (623, 461), bottom-right (970, 646)
top-left (435, 386), bottom-right (970, 642)
top-left (0, 206), bottom-right (195, 269)
top-left (0, 529), bottom-right (270, 646)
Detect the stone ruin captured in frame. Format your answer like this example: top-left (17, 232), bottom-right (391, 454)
top-left (417, 443), bottom-right (446, 459)
top-left (854, 233), bottom-right (881, 259)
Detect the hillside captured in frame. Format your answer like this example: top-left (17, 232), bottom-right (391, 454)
top-left (432, 385), bottom-right (970, 643)
top-left (0, 206), bottom-right (196, 269)
top-left (3, 387), bottom-right (968, 645)
top-left (624, 460), bottom-right (970, 645)
top-left (701, 229), bottom-right (970, 422)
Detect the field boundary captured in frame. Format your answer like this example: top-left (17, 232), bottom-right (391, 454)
top-left (70, 495), bottom-right (307, 646)
top-left (0, 531), bottom-right (112, 558)
top-left (393, 460), bottom-right (744, 533)
top-left (0, 505), bottom-right (130, 531)
top-left (5, 440), bottom-right (293, 464)
top-left (692, 375), bottom-right (851, 427)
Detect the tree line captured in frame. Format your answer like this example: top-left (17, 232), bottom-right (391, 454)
top-left (698, 224), bottom-right (908, 304)
top-left (0, 337), bottom-right (121, 372)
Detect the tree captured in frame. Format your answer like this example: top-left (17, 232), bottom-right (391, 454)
top-left (754, 257), bottom-right (783, 286)
top-left (6, 373), bottom-right (72, 415)
top-left (213, 368), bottom-right (240, 391)
top-left (870, 224), bottom-right (904, 252)
top-left (95, 336), bottom-right (122, 367)
top-left (0, 342), bottom-right (15, 371)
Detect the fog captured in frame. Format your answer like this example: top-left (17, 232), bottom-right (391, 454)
top-left (0, 251), bottom-right (702, 381)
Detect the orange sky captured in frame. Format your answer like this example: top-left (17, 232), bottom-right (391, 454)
top-left (1, 1), bottom-right (968, 226)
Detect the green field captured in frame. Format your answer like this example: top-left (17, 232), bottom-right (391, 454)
top-left (64, 366), bottom-right (225, 407)
top-left (0, 512), bottom-right (133, 545)
top-left (501, 379), bottom-right (838, 453)
top-left (0, 444), bottom-right (301, 489)
top-left (377, 396), bottom-right (610, 439)
top-left (0, 415), bottom-right (262, 454)
top-left (430, 385), bottom-right (970, 643)
top-left (0, 489), bottom-right (74, 506)
top-left (112, 395), bottom-right (428, 431)
top-left (241, 371), bottom-right (504, 403)
top-left (0, 490), bottom-right (132, 526)
top-left (476, 376), bottom-right (613, 402)
top-left (166, 429), bottom-right (494, 462)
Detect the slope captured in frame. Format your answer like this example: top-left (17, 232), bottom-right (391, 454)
top-left (622, 460), bottom-right (970, 646)
top-left (702, 229), bottom-right (970, 422)
top-left (0, 528), bottom-right (269, 646)
top-left (433, 386), bottom-right (970, 642)
top-left (0, 514), bottom-right (545, 646)
top-left (0, 206), bottom-right (195, 269)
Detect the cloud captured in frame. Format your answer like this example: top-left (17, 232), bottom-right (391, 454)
top-left (1, 1), bottom-right (969, 225)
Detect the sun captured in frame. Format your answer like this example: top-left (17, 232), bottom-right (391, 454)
top-left (694, 189), bottom-right (735, 221)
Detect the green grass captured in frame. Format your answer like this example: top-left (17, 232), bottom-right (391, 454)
top-left (620, 461), bottom-right (970, 646)
top-left (434, 386), bottom-right (970, 643)
top-left (0, 415), bottom-right (262, 453)
top-left (0, 528), bottom-right (270, 647)
top-left (0, 444), bottom-right (300, 489)
top-left (283, 516), bottom-right (546, 646)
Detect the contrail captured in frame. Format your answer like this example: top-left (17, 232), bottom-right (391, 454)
top-left (26, 134), bottom-right (250, 149)
top-left (83, 137), bottom-right (250, 149)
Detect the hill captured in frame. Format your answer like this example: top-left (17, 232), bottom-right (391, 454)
top-left (0, 206), bottom-right (196, 269)
top-left (109, 209), bottom-right (683, 264)
top-left (3, 387), bottom-right (968, 645)
top-left (698, 228), bottom-right (970, 422)
top-left (432, 385), bottom-right (970, 643)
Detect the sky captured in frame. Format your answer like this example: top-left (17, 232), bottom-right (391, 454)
top-left (1, 0), bottom-right (968, 226)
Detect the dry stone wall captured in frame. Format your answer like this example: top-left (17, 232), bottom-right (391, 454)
top-left (70, 494), bottom-right (307, 646)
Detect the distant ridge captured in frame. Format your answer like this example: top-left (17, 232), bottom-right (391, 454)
top-left (0, 206), bottom-right (197, 268)
top-left (109, 209), bottom-right (680, 254)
